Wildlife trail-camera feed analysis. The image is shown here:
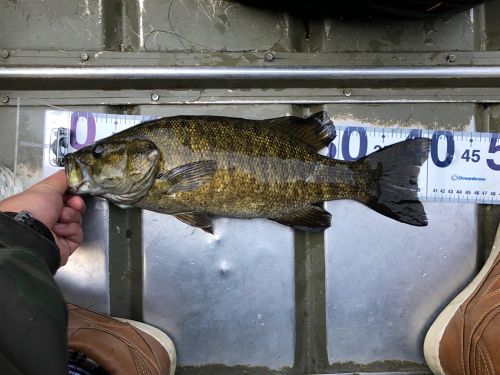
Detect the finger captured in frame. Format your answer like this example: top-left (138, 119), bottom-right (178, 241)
top-left (34, 170), bottom-right (68, 195)
top-left (53, 222), bottom-right (84, 244)
top-left (56, 238), bottom-right (70, 266)
top-left (56, 238), bottom-right (81, 266)
top-left (64, 195), bottom-right (86, 214)
top-left (58, 206), bottom-right (82, 224)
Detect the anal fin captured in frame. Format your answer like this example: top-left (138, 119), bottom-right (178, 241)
top-left (174, 212), bottom-right (214, 234)
top-left (269, 205), bottom-right (332, 232)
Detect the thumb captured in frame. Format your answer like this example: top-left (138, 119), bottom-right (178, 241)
top-left (33, 170), bottom-right (68, 195)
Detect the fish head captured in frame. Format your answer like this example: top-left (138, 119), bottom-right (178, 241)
top-left (64, 139), bottom-right (161, 204)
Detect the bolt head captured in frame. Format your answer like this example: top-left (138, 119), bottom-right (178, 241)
top-left (0, 95), bottom-right (9, 103)
top-left (265, 53), bottom-right (274, 61)
top-left (0, 50), bottom-right (9, 58)
top-left (80, 52), bottom-right (89, 62)
top-left (343, 89), bottom-right (352, 97)
top-left (151, 93), bottom-right (160, 101)
top-left (447, 54), bottom-right (456, 63)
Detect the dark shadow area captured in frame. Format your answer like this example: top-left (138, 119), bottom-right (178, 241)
top-left (234, 0), bottom-right (491, 19)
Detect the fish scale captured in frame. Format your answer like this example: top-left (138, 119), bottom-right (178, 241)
top-left (137, 118), bottom-right (355, 214)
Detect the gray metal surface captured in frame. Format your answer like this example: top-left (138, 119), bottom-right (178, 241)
top-left (317, 11), bottom-right (475, 53)
top-left (6, 87), bottom-right (500, 105)
top-left (0, 0), bottom-right (109, 51)
top-left (0, 107), bottom-right (19, 171)
top-left (55, 197), bottom-right (110, 315)
top-left (142, 213), bottom-right (295, 367)
top-left (139, 0), bottom-right (285, 52)
top-left (325, 201), bottom-right (477, 364)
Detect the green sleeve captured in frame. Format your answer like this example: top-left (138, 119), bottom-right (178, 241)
top-left (0, 214), bottom-right (68, 374)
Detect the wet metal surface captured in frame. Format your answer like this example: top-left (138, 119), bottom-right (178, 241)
top-left (317, 11), bottom-right (475, 52)
top-left (0, 107), bottom-right (19, 170)
top-left (325, 201), bottom-right (477, 364)
top-left (140, 0), bottom-right (286, 52)
top-left (0, 0), bottom-right (109, 51)
top-left (55, 197), bottom-right (110, 314)
top-left (142, 213), bottom-right (295, 367)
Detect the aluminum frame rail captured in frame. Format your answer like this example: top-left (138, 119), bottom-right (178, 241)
top-left (2, 66), bottom-right (500, 88)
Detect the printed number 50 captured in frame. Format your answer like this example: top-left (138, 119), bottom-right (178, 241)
top-left (487, 135), bottom-right (500, 171)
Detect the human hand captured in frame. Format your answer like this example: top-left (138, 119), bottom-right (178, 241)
top-left (0, 170), bottom-right (85, 266)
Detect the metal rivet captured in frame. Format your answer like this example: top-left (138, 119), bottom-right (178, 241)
top-left (0, 95), bottom-right (9, 103)
top-left (151, 93), bottom-right (160, 101)
top-left (265, 53), bottom-right (274, 61)
top-left (80, 52), bottom-right (89, 62)
top-left (447, 54), bottom-right (456, 63)
top-left (0, 50), bottom-right (9, 59)
top-left (343, 89), bottom-right (352, 97)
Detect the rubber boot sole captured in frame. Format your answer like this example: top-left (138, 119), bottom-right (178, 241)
top-left (116, 318), bottom-right (177, 375)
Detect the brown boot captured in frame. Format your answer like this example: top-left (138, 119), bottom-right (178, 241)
top-left (67, 304), bottom-right (176, 375)
top-left (424, 225), bottom-right (500, 375)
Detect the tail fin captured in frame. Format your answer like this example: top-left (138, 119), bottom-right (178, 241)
top-left (360, 138), bottom-right (431, 226)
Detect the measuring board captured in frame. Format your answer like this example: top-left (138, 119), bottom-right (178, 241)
top-left (43, 110), bottom-right (500, 205)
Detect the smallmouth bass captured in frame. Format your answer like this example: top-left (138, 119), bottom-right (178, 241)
top-left (64, 112), bottom-right (430, 233)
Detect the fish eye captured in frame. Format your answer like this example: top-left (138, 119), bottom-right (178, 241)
top-left (92, 144), bottom-right (105, 158)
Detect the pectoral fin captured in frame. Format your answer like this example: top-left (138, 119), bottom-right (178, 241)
top-left (269, 205), bottom-right (331, 232)
top-left (157, 160), bottom-right (217, 194)
top-left (174, 212), bottom-right (214, 234)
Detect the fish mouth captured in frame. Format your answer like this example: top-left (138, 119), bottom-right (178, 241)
top-left (64, 154), bottom-right (90, 194)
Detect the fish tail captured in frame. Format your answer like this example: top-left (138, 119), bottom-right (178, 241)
top-left (358, 138), bottom-right (431, 226)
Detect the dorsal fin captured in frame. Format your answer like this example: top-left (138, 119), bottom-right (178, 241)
top-left (265, 111), bottom-right (336, 151)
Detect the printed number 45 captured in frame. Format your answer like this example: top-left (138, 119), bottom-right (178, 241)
top-left (461, 149), bottom-right (480, 163)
